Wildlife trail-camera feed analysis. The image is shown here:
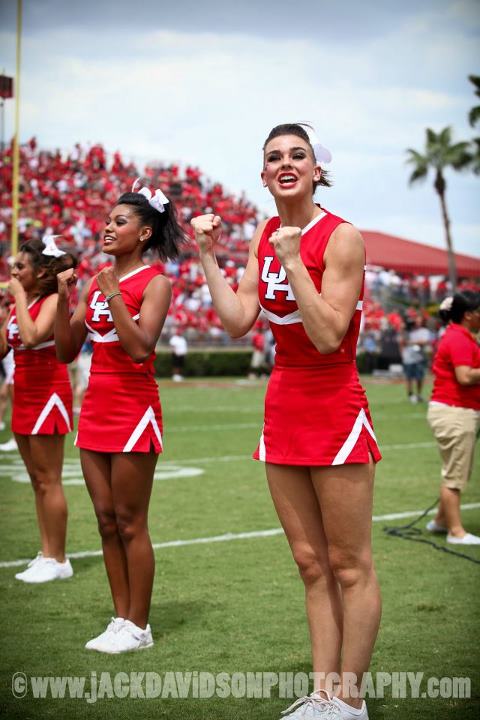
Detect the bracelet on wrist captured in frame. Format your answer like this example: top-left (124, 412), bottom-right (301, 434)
top-left (105, 290), bottom-right (122, 303)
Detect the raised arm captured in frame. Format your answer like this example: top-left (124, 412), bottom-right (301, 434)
top-left (55, 269), bottom-right (89, 363)
top-left (97, 268), bottom-right (171, 363)
top-left (8, 278), bottom-right (58, 349)
top-left (271, 222), bottom-right (364, 353)
top-left (191, 214), bottom-right (264, 338)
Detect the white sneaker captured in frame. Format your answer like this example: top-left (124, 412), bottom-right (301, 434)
top-left (85, 619), bottom-right (153, 654)
top-left (0, 438), bottom-right (18, 451)
top-left (447, 532), bottom-right (480, 545)
top-left (332, 697), bottom-right (369, 719)
top-left (105, 620), bottom-right (154, 654)
top-left (18, 557), bottom-right (73, 583)
top-left (281, 691), bottom-right (341, 719)
top-left (15, 551), bottom-right (44, 580)
top-left (85, 617), bottom-right (126, 651)
top-left (426, 519), bottom-right (448, 534)
top-left (172, 374), bottom-right (183, 382)
top-left (0, 421), bottom-right (5, 430)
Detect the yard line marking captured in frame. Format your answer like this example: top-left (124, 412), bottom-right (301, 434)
top-left (0, 441), bottom-right (439, 479)
top-left (1, 503), bottom-right (479, 569)
top-left (381, 441), bottom-right (435, 450)
top-left (167, 423), bottom-right (258, 433)
top-left (166, 407), bottom-right (259, 414)
top-left (160, 441), bottom-right (437, 464)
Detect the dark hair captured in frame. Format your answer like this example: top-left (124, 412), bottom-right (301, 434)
top-left (115, 192), bottom-right (185, 261)
top-left (439, 291), bottom-right (480, 324)
top-left (19, 238), bottom-right (78, 297)
top-left (263, 123), bottom-right (332, 192)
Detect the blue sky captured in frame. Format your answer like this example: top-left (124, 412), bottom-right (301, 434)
top-left (1, 0), bottom-right (479, 256)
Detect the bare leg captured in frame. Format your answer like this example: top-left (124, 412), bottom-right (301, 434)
top-left (439, 486), bottom-right (465, 537)
top-left (15, 434), bottom-right (49, 555)
top-left (312, 459), bottom-right (381, 707)
top-left (16, 433), bottom-right (68, 560)
top-left (111, 452), bottom-right (158, 628)
top-left (81, 449), bottom-right (129, 619)
top-left (266, 464), bottom-right (343, 687)
top-left (416, 377), bottom-right (424, 398)
top-left (0, 381), bottom-right (8, 425)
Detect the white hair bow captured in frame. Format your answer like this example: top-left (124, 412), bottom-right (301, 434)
top-left (42, 234), bottom-right (66, 258)
top-left (131, 177), bottom-right (169, 214)
top-left (439, 296), bottom-right (453, 312)
top-left (298, 122), bottom-right (332, 165)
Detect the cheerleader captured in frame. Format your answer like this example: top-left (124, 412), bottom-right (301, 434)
top-left (0, 237), bottom-right (76, 583)
top-left (55, 181), bottom-right (183, 653)
top-left (192, 124), bottom-right (381, 719)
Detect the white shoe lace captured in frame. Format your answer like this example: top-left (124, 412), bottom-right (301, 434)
top-left (27, 552), bottom-right (43, 568)
top-left (281, 691), bottom-right (341, 718)
top-left (106, 617), bottom-right (125, 634)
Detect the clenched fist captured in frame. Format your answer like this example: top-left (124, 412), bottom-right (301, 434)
top-left (190, 214), bottom-right (222, 255)
top-left (7, 277), bottom-right (24, 299)
top-left (56, 267), bottom-right (77, 299)
top-left (96, 267), bottom-right (120, 298)
top-left (269, 226), bottom-right (302, 268)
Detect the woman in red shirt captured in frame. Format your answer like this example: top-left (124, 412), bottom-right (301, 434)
top-left (427, 292), bottom-right (480, 545)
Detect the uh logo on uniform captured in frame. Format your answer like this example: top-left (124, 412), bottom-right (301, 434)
top-left (261, 256), bottom-right (296, 301)
top-left (7, 320), bottom-right (19, 341)
top-left (89, 291), bottom-right (113, 323)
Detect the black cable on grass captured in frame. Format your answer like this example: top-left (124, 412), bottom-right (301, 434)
top-left (383, 498), bottom-right (480, 566)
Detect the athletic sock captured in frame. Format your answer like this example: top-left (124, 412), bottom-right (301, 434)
top-left (335, 697), bottom-right (365, 716)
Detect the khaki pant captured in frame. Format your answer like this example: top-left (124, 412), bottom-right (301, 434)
top-left (427, 403), bottom-right (480, 491)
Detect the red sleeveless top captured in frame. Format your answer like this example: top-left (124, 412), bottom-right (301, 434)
top-left (257, 210), bottom-right (364, 369)
top-left (85, 265), bottom-right (162, 376)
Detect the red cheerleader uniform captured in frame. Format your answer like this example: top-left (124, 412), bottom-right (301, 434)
top-left (76, 265), bottom-right (164, 453)
top-left (253, 211), bottom-right (382, 466)
top-left (7, 296), bottom-right (73, 435)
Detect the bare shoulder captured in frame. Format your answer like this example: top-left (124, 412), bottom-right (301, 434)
top-left (326, 222), bottom-right (365, 267)
top-left (251, 219), bottom-right (269, 258)
top-left (144, 272), bottom-right (172, 298)
top-left (40, 293), bottom-right (59, 312)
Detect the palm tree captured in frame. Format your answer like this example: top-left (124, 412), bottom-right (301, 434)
top-left (406, 127), bottom-right (472, 290)
top-left (468, 75), bottom-right (480, 175)
top-left (468, 75), bottom-right (480, 127)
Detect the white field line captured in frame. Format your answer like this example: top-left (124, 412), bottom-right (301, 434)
top-left (168, 422), bottom-right (258, 432)
top-left (164, 415), bottom-right (427, 432)
top-left (1, 503), bottom-right (479, 569)
top-left (160, 441), bottom-right (437, 464)
top-left (0, 440), bottom-right (440, 475)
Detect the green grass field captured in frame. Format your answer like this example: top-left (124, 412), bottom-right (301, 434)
top-left (0, 376), bottom-right (479, 720)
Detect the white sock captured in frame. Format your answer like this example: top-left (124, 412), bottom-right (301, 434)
top-left (335, 697), bottom-right (365, 716)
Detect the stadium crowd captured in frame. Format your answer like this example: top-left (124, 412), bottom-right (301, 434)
top-left (1, 138), bottom-right (479, 353)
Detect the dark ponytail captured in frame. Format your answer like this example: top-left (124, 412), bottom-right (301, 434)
top-left (116, 192), bottom-right (186, 261)
top-left (439, 291), bottom-right (480, 324)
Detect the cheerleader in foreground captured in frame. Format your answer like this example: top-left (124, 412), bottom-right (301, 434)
top-left (55, 182), bottom-right (183, 653)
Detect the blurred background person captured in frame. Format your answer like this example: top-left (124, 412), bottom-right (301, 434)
top-left (169, 327), bottom-right (188, 382)
top-left (400, 315), bottom-right (432, 403)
